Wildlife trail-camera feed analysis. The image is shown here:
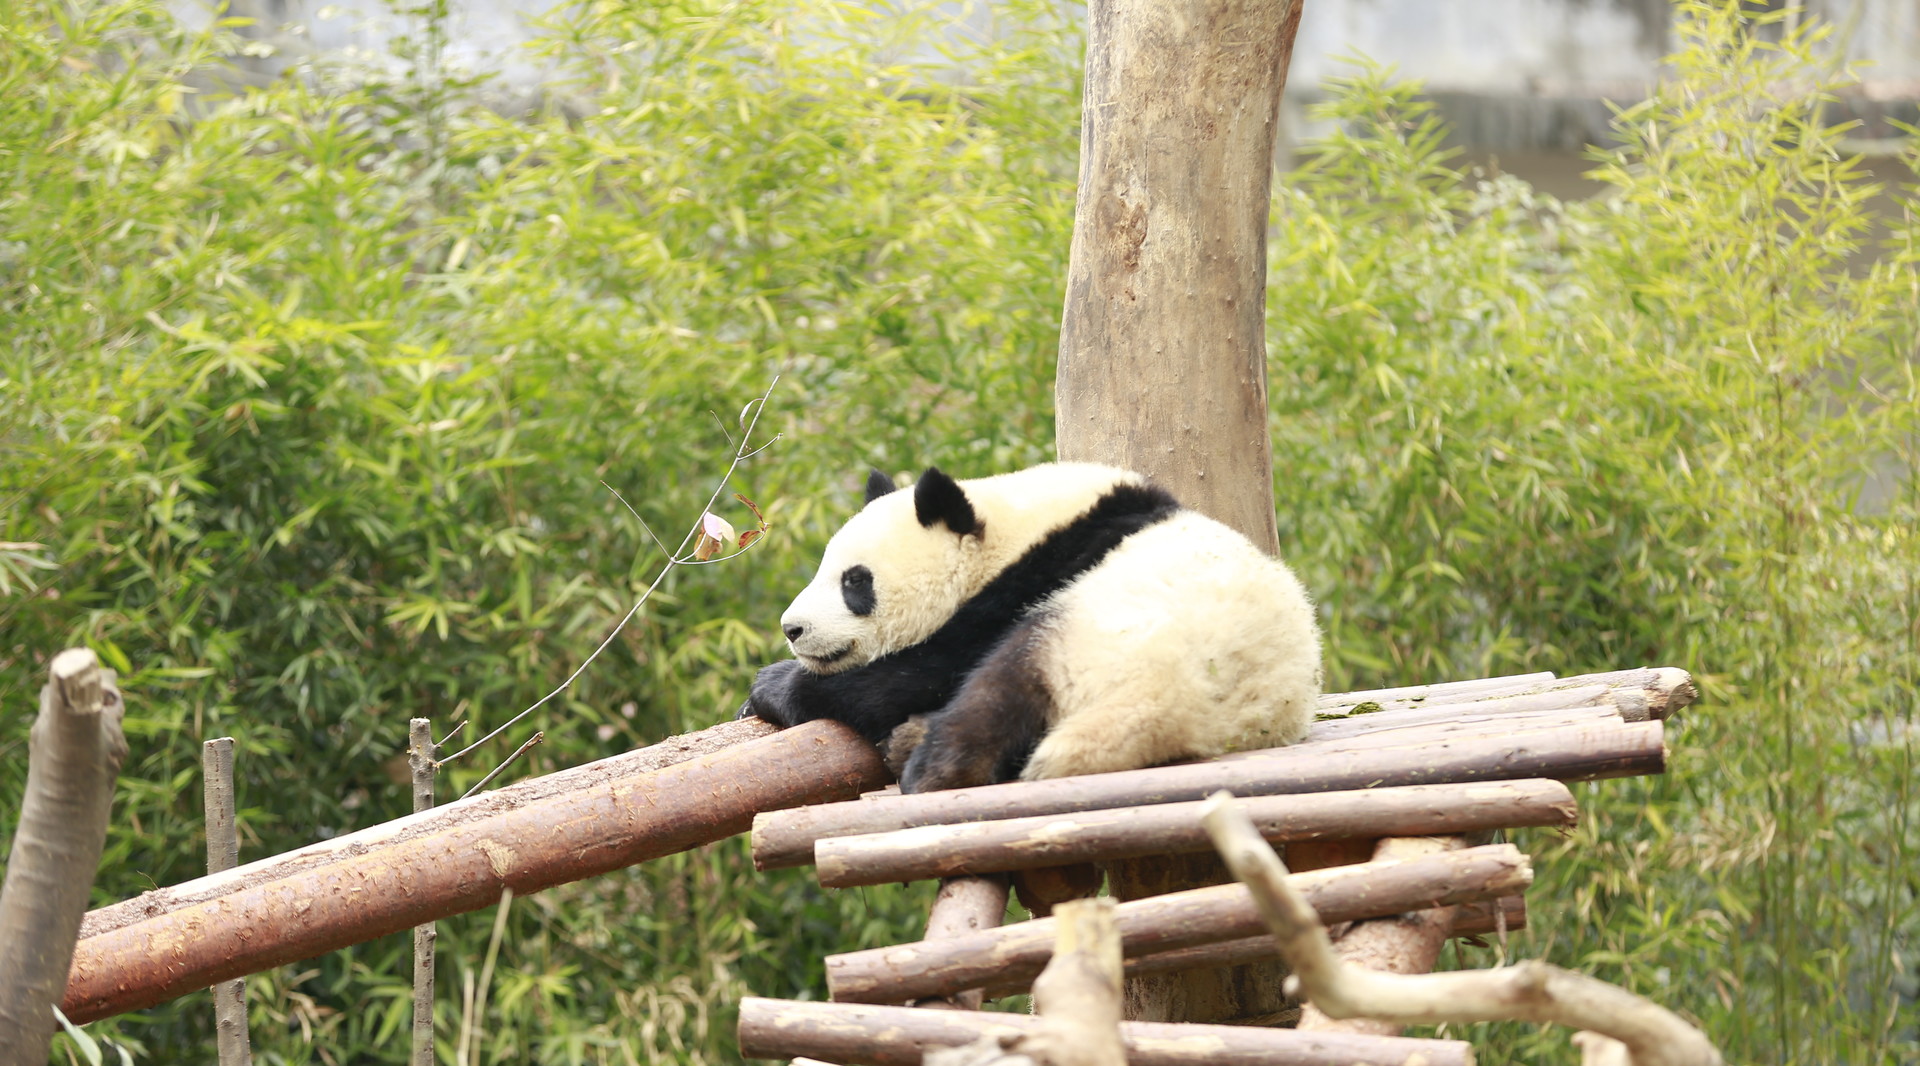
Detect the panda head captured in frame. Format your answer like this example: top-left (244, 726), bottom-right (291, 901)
top-left (779, 467), bottom-right (984, 674)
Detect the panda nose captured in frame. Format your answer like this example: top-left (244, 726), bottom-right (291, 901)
top-left (783, 623), bottom-right (805, 644)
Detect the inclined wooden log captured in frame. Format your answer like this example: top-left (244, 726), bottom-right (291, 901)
top-left (81, 716), bottom-right (783, 939)
top-left (1319, 668), bottom-right (1693, 720)
top-left (914, 877), bottom-right (1011, 1010)
top-left (738, 998), bottom-right (1473, 1066)
top-left (824, 843), bottom-right (1531, 1004)
top-left (815, 779), bottom-right (1575, 886)
top-left (62, 720), bottom-right (886, 1024)
top-left (755, 721), bottom-right (1662, 869)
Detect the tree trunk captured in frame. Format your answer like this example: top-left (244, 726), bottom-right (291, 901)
top-left (1054, 0), bottom-right (1306, 1021)
top-left (0, 649), bottom-right (127, 1063)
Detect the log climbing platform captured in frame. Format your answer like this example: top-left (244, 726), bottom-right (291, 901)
top-left (738, 666), bottom-right (1695, 1066)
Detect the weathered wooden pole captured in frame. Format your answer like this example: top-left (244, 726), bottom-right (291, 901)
top-left (408, 718), bottom-right (438, 1066)
top-left (0, 649), bottom-right (127, 1064)
top-left (203, 737), bottom-right (252, 1066)
top-left (1053, 0), bottom-right (1304, 1022)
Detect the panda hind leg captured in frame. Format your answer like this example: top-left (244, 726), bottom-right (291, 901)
top-left (899, 621), bottom-right (1056, 794)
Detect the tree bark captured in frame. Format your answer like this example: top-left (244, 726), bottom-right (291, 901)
top-left (815, 779), bottom-right (1575, 886)
top-left (754, 721), bottom-right (1663, 869)
top-left (1014, 898), bottom-right (1126, 1066)
top-left (823, 844), bottom-right (1531, 1004)
top-left (62, 719), bottom-right (885, 1024)
top-left (0, 649), bottom-right (127, 1062)
top-left (1056, 0), bottom-right (1302, 552)
top-left (203, 738), bottom-right (252, 1066)
top-left (738, 998), bottom-right (1472, 1066)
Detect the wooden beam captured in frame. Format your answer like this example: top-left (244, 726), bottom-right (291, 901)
top-left (738, 998), bottom-right (1473, 1066)
top-left (62, 720), bottom-right (886, 1024)
top-left (754, 721), bottom-right (1663, 869)
top-left (815, 779), bottom-right (1576, 886)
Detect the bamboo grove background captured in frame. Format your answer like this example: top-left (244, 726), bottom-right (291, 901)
top-left (2, 0), bottom-right (1916, 1061)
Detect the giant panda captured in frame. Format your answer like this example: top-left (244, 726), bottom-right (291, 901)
top-left (740, 463), bottom-right (1322, 794)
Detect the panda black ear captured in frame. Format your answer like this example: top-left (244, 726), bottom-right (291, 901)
top-left (913, 467), bottom-right (977, 535)
top-left (864, 468), bottom-right (896, 506)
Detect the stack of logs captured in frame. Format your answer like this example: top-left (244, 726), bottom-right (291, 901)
top-left (738, 666), bottom-right (1694, 1066)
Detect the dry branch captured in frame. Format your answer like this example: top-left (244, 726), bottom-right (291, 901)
top-left (1318, 671), bottom-right (1558, 708)
top-left (737, 998), bottom-right (1472, 1066)
top-left (0, 649), bottom-right (128, 1063)
top-left (815, 779), bottom-right (1575, 886)
top-left (1014, 899), bottom-right (1125, 1066)
top-left (1030, 895), bottom-right (1524, 999)
top-left (824, 843), bottom-right (1531, 1004)
top-left (755, 720), bottom-right (1661, 869)
top-left (203, 738), bottom-right (252, 1066)
top-left (1295, 836), bottom-right (1467, 1035)
top-left (1200, 793), bottom-right (1723, 1066)
top-left (62, 720), bottom-right (886, 1024)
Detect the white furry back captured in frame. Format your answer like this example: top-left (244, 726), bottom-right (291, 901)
top-left (1020, 509), bottom-right (1322, 780)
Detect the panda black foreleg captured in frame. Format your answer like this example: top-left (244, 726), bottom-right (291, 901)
top-left (740, 636), bottom-right (991, 747)
top-left (899, 620), bottom-right (1057, 794)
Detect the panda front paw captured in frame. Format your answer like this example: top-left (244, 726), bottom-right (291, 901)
top-left (741, 658), bottom-right (809, 728)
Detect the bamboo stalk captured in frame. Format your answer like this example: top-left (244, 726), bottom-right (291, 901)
top-left (815, 779), bottom-right (1575, 886)
top-left (823, 843), bottom-right (1531, 1004)
top-left (203, 738), bottom-right (252, 1066)
top-left (409, 718), bottom-right (437, 1066)
top-left (755, 721), bottom-right (1662, 870)
top-left (738, 998), bottom-right (1472, 1066)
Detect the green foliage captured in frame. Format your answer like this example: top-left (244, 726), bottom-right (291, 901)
top-left (2, 0), bottom-right (1915, 1063)
top-left (3, 0), bottom-right (1073, 1060)
top-left (1267, 5), bottom-right (1918, 1061)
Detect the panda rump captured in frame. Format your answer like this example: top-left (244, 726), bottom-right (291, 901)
top-left (743, 463), bottom-right (1323, 794)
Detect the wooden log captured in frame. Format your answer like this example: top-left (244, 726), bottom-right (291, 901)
top-left (755, 721), bottom-right (1662, 870)
top-left (981, 896), bottom-right (1525, 1000)
top-left (824, 843), bottom-right (1531, 1004)
top-left (1318, 671), bottom-right (1557, 708)
top-left (1306, 685), bottom-right (1617, 738)
top-left (815, 779), bottom-right (1575, 886)
top-left (1296, 837), bottom-right (1467, 1034)
top-left (738, 998), bottom-right (1472, 1066)
top-left (914, 877), bottom-right (1010, 1010)
top-left (1018, 898), bottom-right (1125, 1066)
top-left (1293, 707), bottom-right (1622, 749)
top-left (61, 720), bottom-right (886, 1024)
top-left (0, 649), bottom-right (127, 1063)
top-left (1555, 668), bottom-right (1696, 719)
top-left (80, 716), bottom-right (783, 939)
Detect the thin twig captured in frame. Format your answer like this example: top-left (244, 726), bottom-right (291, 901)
top-left (440, 377), bottom-right (780, 767)
top-left (459, 731), bottom-right (544, 800)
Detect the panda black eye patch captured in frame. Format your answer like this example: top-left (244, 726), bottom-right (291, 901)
top-left (841, 566), bottom-right (876, 616)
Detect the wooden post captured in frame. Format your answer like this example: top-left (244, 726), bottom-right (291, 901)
top-left (409, 718), bottom-right (437, 1066)
top-left (1054, 0), bottom-right (1304, 1022)
top-left (203, 738), bottom-right (252, 1066)
top-left (0, 649), bottom-right (127, 1064)
top-left (915, 876), bottom-right (1011, 1010)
